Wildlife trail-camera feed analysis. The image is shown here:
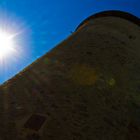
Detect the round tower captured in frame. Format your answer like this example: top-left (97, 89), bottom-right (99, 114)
top-left (0, 10), bottom-right (140, 140)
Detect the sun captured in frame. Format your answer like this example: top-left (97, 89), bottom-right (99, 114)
top-left (0, 30), bottom-right (16, 59)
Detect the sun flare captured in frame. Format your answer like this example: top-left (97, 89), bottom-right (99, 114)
top-left (0, 30), bottom-right (16, 59)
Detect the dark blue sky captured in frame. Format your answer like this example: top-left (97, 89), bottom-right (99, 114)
top-left (0, 0), bottom-right (139, 84)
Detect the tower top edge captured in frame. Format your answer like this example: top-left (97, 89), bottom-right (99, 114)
top-left (76, 10), bottom-right (140, 31)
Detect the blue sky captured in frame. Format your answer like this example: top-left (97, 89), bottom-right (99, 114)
top-left (0, 0), bottom-right (139, 84)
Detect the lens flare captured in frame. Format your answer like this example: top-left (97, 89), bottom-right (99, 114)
top-left (0, 11), bottom-right (31, 84)
top-left (0, 30), bottom-right (16, 59)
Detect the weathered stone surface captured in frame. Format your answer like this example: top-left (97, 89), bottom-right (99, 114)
top-left (0, 10), bottom-right (140, 140)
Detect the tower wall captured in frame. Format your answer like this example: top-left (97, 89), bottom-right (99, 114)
top-left (0, 11), bottom-right (140, 140)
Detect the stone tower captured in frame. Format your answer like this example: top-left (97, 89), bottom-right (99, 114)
top-left (0, 10), bottom-right (140, 140)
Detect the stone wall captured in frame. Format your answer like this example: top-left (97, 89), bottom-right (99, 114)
top-left (0, 11), bottom-right (140, 140)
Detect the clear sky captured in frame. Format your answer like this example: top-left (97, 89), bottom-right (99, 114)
top-left (0, 0), bottom-right (139, 84)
